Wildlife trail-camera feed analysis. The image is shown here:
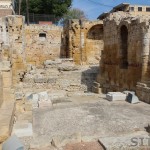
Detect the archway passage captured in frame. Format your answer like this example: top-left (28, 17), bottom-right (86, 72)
top-left (86, 24), bottom-right (104, 64)
top-left (120, 25), bottom-right (128, 69)
top-left (87, 25), bottom-right (103, 40)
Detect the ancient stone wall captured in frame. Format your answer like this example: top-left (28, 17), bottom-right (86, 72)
top-left (25, 25), bottom-right (62, 66)
top-left (63, 20), bottom-right (104, 65)
top-left (98, 12), bottom-right (150, 104)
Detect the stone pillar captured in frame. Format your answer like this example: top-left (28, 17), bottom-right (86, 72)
top-left (141, 31), bottom-right (150, 82)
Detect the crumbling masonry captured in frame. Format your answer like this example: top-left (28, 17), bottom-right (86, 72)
top-left (1, 5), bottom-right (150, 144)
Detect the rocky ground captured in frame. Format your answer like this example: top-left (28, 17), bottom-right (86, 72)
top-left (16, 94), bottom-right (150, 150)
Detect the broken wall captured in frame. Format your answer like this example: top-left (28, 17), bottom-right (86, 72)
top-left (63, 20), bottom-right (104, 65)
top-left (25, 25), bottom-right (62, 66)
top-left (99, 12), bottom-right (143, 92)
top-left (98, 12), bottom-right (150, 104)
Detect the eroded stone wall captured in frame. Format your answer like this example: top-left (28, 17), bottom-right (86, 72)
top-left (63, 20), bottom-right (104, 65)
top-left (98, 12), bottom-right (150, 103)
top-left (25, 25), bottom-right (62, 66)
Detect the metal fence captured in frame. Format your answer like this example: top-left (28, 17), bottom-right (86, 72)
top-left (24, 13), bottom-right (58, 24)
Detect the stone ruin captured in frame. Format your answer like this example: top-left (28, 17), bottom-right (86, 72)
top-left (97, 11), bottom-right (150, 104)
top-left (0, 15), bottom-right (101, 145)
top-left (0, 5), bottom-right (150, 149)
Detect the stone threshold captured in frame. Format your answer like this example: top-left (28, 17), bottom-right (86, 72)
top-left (0, 100), bottom-right (15, 144)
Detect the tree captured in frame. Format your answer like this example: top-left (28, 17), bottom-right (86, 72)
top-left (61, 8), bottom-right (87, 24)
top-left (16, 0), bottom-right (72, 18)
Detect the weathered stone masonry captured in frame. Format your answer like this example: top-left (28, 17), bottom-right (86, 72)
top-left (62, 19), bottom-right (104, 65)
top-left (25, 25), bottom-right (62, 66)
top-left (98, 12), bottom-right (150, 104)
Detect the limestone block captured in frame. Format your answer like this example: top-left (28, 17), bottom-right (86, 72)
top-left (24, 102), bottom-right (32, 111)
top-left (38, 100), bottom-right (52, 108)
top-left (15, 92), bottom-right (24, 100)
top-left (106, 92), bottom-right (126, 101)
top-left (38, 91), bottom-right (49, 101)
top-left (58, 64), bottom-right (79, 71)
top-left (126, 93), bottom-right (140, 104)
top-left (34, 78), bottom-right (47, 83)
top-left (51, 133), bottom-right (81, 148)
top-left (2, 135), bottom-right (24, 150)
top-left (3, 88), bottom-right (14, 101)
top-left (12, 122), bottom-right (33, 138)
top-left (13, 63), bottom-right (25, 71)
top-left (0, 61), bottom-right (11, 71)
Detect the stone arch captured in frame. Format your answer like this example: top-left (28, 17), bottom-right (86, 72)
top-left (85, 23), bottom-right (104, 64)
top-left (120, 25), bottom-right (128, 69)
top-left (87, 24), bottom-right (103, 40)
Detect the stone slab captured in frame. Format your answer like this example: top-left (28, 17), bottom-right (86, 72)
top-left (38, 100), bottom-right (52, 108)
top-left (38, 91), bottom-right (49, 101)
top-left (106, 92), bottom-right (126, 101)
top-left (127, 93), bottom-right (140, 104)
top-left (99, 131), bottom-right (150, 150)
top-left (12, 122), bottom-right (33, 138)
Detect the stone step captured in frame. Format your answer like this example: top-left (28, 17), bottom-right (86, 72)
top-left (0, 101), bottom-right (15, 143)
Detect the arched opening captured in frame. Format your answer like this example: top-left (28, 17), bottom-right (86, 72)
top-left (87, 25), bottom-right (103, 40)
top-left (86, 24), bottom-right (104, 64)
top-left (120, 25), bottom-right (128, 69)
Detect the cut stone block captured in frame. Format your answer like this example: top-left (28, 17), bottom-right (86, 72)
top-left (0, 61), bottom-right (11, 71)
top-left (12, 122), bottom-right (33, 138)
top-left (51, 133), bottom-right (81, 148)
top-left (127, 93), bottom-right (140, 104)
top-left (15, 92), bottom-right (24, 100)
top-left (38, 100), bottom-right (52, 108)
top-left (24, 102), bottom-right (32, 111)
top-left (32, 94), bottom-right (39, 102)
top-left (38, 91), bottom-right (49, 101)
top-left (99, 131), bottom-right (149, 150)
top-left (106, 92), bottom-right (126, 101)
top-left (123, 91), bottom-right (135, 96)
top-left (2, 135), bottom-right (24, 150)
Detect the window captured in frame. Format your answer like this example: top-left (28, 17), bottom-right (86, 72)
top-left (39, 33), bottom-right (46, 38)
top-left (146, 7), bottom-right (150, 12)
top-left (138, 7), bottom-right (142, 11)
top-left (130, 7), bottom-right (134, 12)
top-left (39, 33), bottom-right (46, 41)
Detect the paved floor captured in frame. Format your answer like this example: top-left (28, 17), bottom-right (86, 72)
top-left (31, 95), bottom-right (150, 148)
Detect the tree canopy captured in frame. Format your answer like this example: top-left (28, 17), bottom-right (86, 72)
top-left (61, 8), bottom-right (87, 24)
top-left (16, 0), bottom-right (72, 17)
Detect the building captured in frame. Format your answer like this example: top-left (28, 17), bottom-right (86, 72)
top-left (98, 3), bottom-right (150, 20)
top-left (96, 4), bottom-right (150, 104)
top-left (0, 0), bottom-right (15, 17)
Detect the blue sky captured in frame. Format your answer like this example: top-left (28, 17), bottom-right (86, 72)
top-left (72, 0), bottom-right (150, 20)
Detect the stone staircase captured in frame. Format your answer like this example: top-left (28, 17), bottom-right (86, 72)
top-left (21, 59), bottom-right (99, 96)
